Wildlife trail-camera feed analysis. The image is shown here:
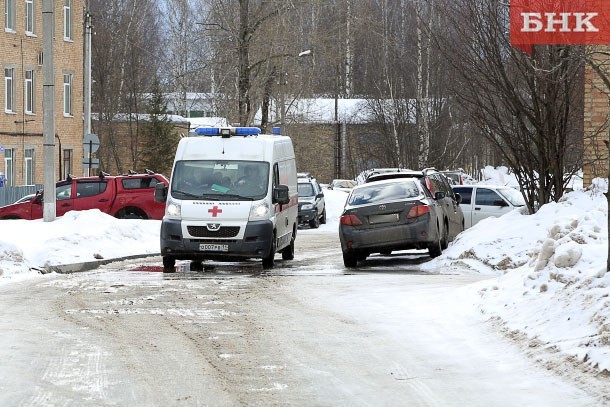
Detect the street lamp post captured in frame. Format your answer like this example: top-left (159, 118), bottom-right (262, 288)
top-left (42, 0), bottom-right (56, 221)
top-left (279, 50), bottom-right (313, 136)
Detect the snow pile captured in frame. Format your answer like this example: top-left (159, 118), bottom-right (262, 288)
top-left (479, 165), bottom-right (519, 186)
top-left (0, 210), bottom-right (160, 280)
top-left (423, 184), bottom-right (609, 372)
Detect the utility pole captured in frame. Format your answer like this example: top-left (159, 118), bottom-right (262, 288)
top-left (42, 0), bottom-right (56, 221)
top-left (84, 9), bottom-right (92, 176)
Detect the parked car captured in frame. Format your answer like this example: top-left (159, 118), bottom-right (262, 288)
top-left (297, 176), bottom-right (326, 228)
top-left (13, 193), bottom-right (36, 204)
top-left (297, 172), bottom-right (313, 179)
top-left (452, 184), bottom-right (527, 229)
top-left (356, 168), bottom-right (408, 184)
top-left (365, 168), bottom-right (464, 248)
top-left (339, 178), bottom-right (447, 267)
top-left (0, 172), bottom-right (168, 220)
top-left (441, 170), bottom-right (468, 185)
top-left (328, 179), bottom-right (357, 192)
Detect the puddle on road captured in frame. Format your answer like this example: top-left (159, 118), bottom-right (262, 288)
top-left (124, 255), bottom-right (432, 279)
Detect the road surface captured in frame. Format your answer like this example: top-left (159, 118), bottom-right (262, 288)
top-left (0, 229), bottom-right (604, 406)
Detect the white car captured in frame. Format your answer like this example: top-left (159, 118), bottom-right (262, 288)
top-left (451, 184), bottom-right (526, 228)
top-left (328, 179), bottom-right (357, 192)
top-left (13, 194), bottom-right (36, 204)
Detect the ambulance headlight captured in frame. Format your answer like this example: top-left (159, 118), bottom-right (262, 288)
top-left (249, 201), bottom-right (271, 221)
top-left (166, 199), bottom-right (181, 218)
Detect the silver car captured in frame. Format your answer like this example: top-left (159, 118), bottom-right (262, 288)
top-left (339, 178), bottom-right (446, 267)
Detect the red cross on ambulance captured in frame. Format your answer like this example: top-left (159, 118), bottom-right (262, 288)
top-left (208, 206), bottom-right (223, 217)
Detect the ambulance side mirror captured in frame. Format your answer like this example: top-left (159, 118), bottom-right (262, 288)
top-left (273, 185), bottom-right (290, 205)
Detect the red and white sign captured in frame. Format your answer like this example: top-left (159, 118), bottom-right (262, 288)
top-left (510, 0), bottom-right (610, 54)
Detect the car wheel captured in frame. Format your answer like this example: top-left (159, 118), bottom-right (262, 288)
top-left (262, 234), bottom-right (276, 269)
top-left (309, 215), bottom-right (320, 229)
top-left (116, 207), bottom-right (148, 219)
top-left (441, 221), bottom-right (449, 250)
top-left (162, 256), bottom-right (176, 273)
top-left (343, 251), bottom-right (358, 268)
top-left (428, 226), bottom-right (443, 258)
top-left (281, 233), bottom-right (295, 260)
top-left (189, 261), bottom-right (203, 272)
top-left (320, 208), bottom-right (327, 224)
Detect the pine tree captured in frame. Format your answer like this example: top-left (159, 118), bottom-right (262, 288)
top-left (141, 80), bottom-right (179, 176)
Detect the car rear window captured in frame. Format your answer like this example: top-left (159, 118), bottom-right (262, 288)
top-left (122, 177), bottom-right (160, 190)
top-left (348, 180), bottom-right (420, 206)
top-left (76, 181), bottom-right (108, 198)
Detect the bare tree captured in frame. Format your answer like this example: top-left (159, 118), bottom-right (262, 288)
top-left (204, 0), bottom-right (298, 125)
top-left (435, 0), bottom-right (583, 213)
top-left (90, 0), bottom-right (162, 173)
top-left (163, 0), bottom-right (211, 116)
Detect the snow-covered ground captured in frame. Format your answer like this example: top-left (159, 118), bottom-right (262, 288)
top-left (0, 167), bottom-right (608, 374)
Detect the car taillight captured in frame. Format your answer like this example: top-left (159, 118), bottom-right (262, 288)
top-left (407, 205), bottom-right (430, 219)
top-left (340, 214), bottom-right (362, 226)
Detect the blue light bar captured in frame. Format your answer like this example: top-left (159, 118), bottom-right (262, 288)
top-left (272, 127), bottom-right (281, 135)
top-left (195, 127), bottom-right (220, 136)
top-left (193, 127), bottom-right (262, 137)
top-left (235, 127), bottom-right (261, 136)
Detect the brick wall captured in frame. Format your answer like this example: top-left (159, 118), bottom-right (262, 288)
top-left (583, 47), bottom-right (610, 187)
top-left (92, 118), bottom-right (189, 177)
top-left (0, 1), bottom-right (84, 185)
top-left (285, 122), bottom-right (389, 184)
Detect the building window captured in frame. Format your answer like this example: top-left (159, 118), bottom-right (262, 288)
top-left (63, 149), bottom-right (72, 179)
top-left (25, 0), bottom-right (35, 34)
top-left (5, 67), bottom-right (15, 113)
top-left (63, 0), bottom-right (71, 40)
top-left (4, 148), bottom-right (14, 186)
top-left (25, 69), bottom-right (34, 114)
top-left (5, 0), bottom-right (15, 31)
top-left (63, 73), bottom-right (73, 116)
top-left (24, 148), bottom-right (34, 185)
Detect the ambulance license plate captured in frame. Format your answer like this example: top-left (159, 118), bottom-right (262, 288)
top-left (199, 244), bottom-right (229, 252)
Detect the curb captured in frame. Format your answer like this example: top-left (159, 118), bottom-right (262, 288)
top-left (43, 253), bottom-right (159, 274)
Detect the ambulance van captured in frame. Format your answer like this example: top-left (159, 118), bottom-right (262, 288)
top-left (154, 127), bottom-right (298, 271)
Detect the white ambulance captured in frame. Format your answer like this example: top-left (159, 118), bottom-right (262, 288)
top-left (155, 127), bottom-right (298, 271)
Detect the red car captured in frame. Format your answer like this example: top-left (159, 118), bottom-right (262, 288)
top-left (0, 172), bottom-right (168, 220)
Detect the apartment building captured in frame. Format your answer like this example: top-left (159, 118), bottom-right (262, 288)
top-left (1, 0), bottom-right (83, 187)
top-left (583, 48), bottom-right (610, 187)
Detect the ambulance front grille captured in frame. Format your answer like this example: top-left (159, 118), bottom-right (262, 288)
top-left (187, 226), bottom-right (240, 238)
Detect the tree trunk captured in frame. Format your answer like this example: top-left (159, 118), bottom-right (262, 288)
top-left (238, 0), bottom-right (251, 126)
top-left (416, 0), bottom-right (430, 168)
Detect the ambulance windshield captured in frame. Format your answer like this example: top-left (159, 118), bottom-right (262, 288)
top-left (171, 160), bottom-right (269, 200)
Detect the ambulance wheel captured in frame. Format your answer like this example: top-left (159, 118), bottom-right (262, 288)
top-left (162, 256), bottom-right (176, 273)
top-left (281, 234), bottom-right (295, 260)
top-left (262, 236), bottom-right (276, 269)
